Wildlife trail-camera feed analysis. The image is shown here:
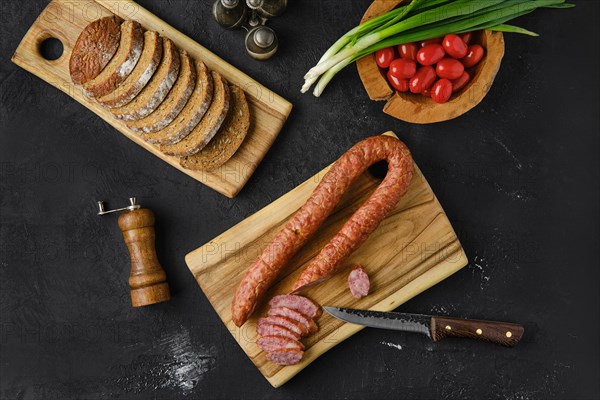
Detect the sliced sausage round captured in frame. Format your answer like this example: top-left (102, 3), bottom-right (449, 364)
top-left (266, 348), bottom-right (304, 366)
top-left (257, 335), bottom-right (304, 352)
top-left (257, 323), bottom-right (300, 341)
top-left (268, 295), bottom-right (323, 320)
top-left (268, 307), bottom-right (317, 336)
top-left (258, 316), bottom-right (304, 338)
top-left (348, 265), bottom-right (370, 299)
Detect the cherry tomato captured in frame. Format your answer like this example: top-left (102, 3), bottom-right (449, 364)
top-left (419, 38), bottom-right (442, 47)
top-left (451, 71), bottom-right (470, 93)
top-left (416, 44), bottom-right (445, 66)
top-left (389, 58), bottom-right (417, 79)
top-left (387, 70), bottom-right (409, 92)
top-left (442, 34), bottom-right (468, 59)
top-left (459, 32), bottom-right (472, 45)
top-left (431, 79), bottom-right (453, 104)
top-left (409, 66), bottom-right (436, 94)
top-left (398, 42), bottom-right (418, 61)
top-left (421, 87), bottom-right (431, 97)
top-left (436, 58), bottom-right (465, 80)
top-left (375, 47), bottom-right (395, 68)
top-left (461, 44), bottom-right (485, 68)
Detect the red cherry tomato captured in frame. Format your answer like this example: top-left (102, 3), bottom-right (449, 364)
top-left (436, 58), bottom-right (465, 80)
top-left (459, 32), bottom-right (473, 45)
top-left (389, 58), bottom-right (417, 79)
top-left (416, 44), bottom-right (445, 66)
top-left (431, 79), bottom-right (453, 104)
top-left (442, 34), bottom-right (468, 59)
top-left (398, 42), bottom-right (418, 61)
top-left (451, 71), bottom-right (470, 93)
top-left (409, 66), bottom-right (436, 94)
top-left (461, 44), bottom-right (485, 68)
top-left (422, 88), bottom-right (431, 97)
top-left (419, 38), bottom-right (442, 48)
top-left (375, 47), bottom-right (395, 68)
top-left (387, 70), bottom-right (409, 92)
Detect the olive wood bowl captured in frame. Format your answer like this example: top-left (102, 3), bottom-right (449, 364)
top-left (356, 0), bottom-right (505, 124)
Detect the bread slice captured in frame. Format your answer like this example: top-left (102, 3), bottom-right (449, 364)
top-left (143, 60), bottom-right (213, 145)
top-left (180, 85), bottom-right (250, 171)
top-left (96, 30), bottom-right (163, 108)
top-left (70, 16), bottom-right (123, 85)
top-left (83, 20), bottom-right (144, 98)
top-left (127, 50), bottom-right (196, 134)
top-left (111, 37), bottom-right (180, 121)
top-left (161, 71), bottom-right (230, 157)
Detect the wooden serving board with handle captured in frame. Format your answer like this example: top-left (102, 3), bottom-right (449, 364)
top-left (11, 0), bottom-right (292, 198)
top-left (186, 132), bottom-right (468, 387)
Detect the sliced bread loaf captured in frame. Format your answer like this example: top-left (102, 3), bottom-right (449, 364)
top-left (180, 85), bottom-right (250, 171)
top-left (69, 16), bottom-right (123, 85)
top-left (83, 20), bottom-right (144, 98)
top-left (143, 60), bottom-right (213, 145)
top-left (161, 71), bottom-right (230, 157)
top-left (96, 30), bottom-right (163, 108)
top-left (127, 50), bottom-right (196, 134)
top-left (110, 37), bottom-right (180, 121)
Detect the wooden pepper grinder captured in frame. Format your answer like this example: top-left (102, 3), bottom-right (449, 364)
top-left (97, 198), bottom-right (170, 307)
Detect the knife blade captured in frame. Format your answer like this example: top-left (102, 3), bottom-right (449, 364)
top-left (323, 306), bottom-right (525, 347)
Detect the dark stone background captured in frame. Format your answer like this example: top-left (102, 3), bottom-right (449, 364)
top-left (1, 0), bottom-right (598, 399)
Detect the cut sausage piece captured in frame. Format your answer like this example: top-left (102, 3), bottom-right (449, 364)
top-left (257, 335), bottom-right (304, 352)
top-left (143, 60), bottom-right (213, 145)
top-left (232, 136), bottom-right (414, 327)
top-left (96, 30), bottom-right (163, 108)
top-left (268, 295), bottom-right (322, 320)
top-left (111, 37), bottom-right (180, 121)
top-left (83, 20), bottom-right (144, 98)
top-left (70, 16), bottom-right (123, 85)
top-left (258, 316), bottom-right (304, 338)
top-left (348, 265), bottom-right (370, 299)
top-left (266, 349), bottom-right (304, 366)
top-left (160, 71), bottom-right (230, 156)
top-left (257, 323), bottom-right (300, 341)
top-left (268, 307), bottom-right (317, 336)
top-left (128, 50), bottom-right (196, 134)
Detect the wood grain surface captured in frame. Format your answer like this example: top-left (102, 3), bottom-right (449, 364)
top-left (356, 0), bottom-right (505, 124)
top-left (11, 0), bottom-right (292, 197)
top-left (186, 132), bottom-right (468, 387)
top-left (118, 208), bottom-right (170, 307)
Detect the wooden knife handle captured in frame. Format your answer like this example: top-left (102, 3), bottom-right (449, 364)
top-left (430, 316), bottom-right (524, 347)
top-left (118, 208), bottom-right (170, 307)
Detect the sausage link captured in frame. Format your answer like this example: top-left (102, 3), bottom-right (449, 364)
top-left (232, 136), bottom-right (414, 327)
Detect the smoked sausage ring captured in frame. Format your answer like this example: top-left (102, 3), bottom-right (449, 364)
top-left (232, 135), bottom-right (414, 327)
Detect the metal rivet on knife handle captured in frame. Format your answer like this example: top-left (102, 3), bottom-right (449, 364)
top-left (430, 315), bottom-right (525, 347)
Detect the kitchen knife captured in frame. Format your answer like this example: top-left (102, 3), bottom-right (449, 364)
top-left (323, 306), bottom-right (524, 347)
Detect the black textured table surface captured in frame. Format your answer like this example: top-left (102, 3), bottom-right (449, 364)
top-left (1, 1), bottom-right (599, 399)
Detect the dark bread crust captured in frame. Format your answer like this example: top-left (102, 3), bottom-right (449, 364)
top-left (160, 71), bottom-right (230, 157)
top-left (128, 50), bottom-right (197, 134)
top-left (111, 37), bottom-right (180, 121)
top-left (69, 16), bottom-right (123, 85)
top-left (83, 20), bottom-right (144, 98)
top-left (143, 60), bottom-right (214, 145)
top-left (179, 85), bottom-right (250, 171)
top-left (96, 30), bottom-right (163, 108)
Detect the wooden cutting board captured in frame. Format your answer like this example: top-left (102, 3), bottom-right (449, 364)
top-left (11, 0), bottom-right (292, 198)
top-left (186, 132), bottom-right (468, 387)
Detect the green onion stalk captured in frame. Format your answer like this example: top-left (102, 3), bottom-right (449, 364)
top-left (302, 0), bottom-right (574, 97)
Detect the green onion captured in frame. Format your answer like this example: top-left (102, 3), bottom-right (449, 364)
top-left (488, 24), bottom-right (539, 36)
top-left (303, 0), bottom-right (575, 97)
